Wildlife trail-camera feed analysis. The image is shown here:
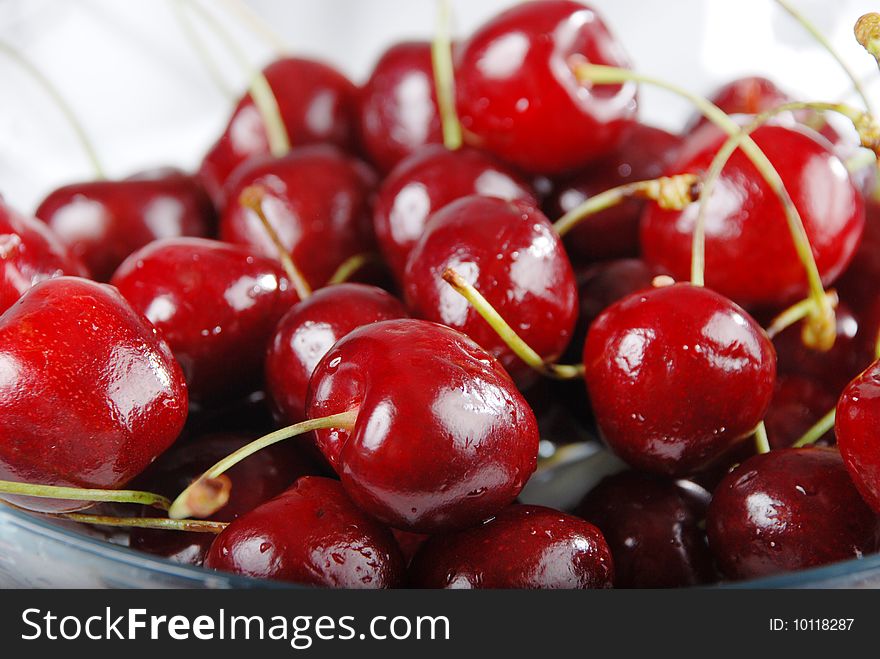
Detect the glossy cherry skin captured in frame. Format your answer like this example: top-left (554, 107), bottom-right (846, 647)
top-left (404, 196), bottom-right (577, 379)
top-left (546, 123), bottom-right (682, 263)
top-left (835, 359), bottom-right (880, 514)
top-left (836, 199), bottom-right (880, 315)
top-left (130, 432), bottom-right (317, 566)
top-left (35, 172), bottom-right (215, 282)
top-left (220, 145), bottom-right (377, 289)
top-left (306, 319), bottom-right (539, 533)
top-left (0, 277), bottom-right (188, 512)
top-left (584, 283), bottom-right (776, 476)
top-left (0, 200), bottom-right (87, 314)
top-left (374, 145), bottom-right (537, 282)
top-left (454, 1), bottom-right (636, 174)
top-left (206, 476), bottom-right (405, 588)
top-left (408, 505), bottom-right (613, 589)
top-left (266, 283), bottom-right (406, 424)
top-left (111, 237), bottom-right (298, 405)
top-left (357, 41), bottom-right (442, 173)
top-left (707, 447), bottom-right (880, 581)
top-left (198, 57), bottom-right (358, 205)
top-left (764, 375), bottom-right (837, 449)
top-left (576, 472), bottom-right (716, 588)
top-left (641, 123), bottom-right (864, 308)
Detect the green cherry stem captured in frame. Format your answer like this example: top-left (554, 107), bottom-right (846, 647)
top-left (432, 0), bottom-right (463, 150)
top-left (60, 513), bottom-right (228, 534)
top-left (855, 13), bottom-right (880, 67)
top-left (442, 267), bottom-right (584, 380)
top-left (0, 40), bottom-right (106, 179)
top-left (792, 408), bottom-right (836, 448)
top-left (0, 480), bottom-right (170, 510)
top-left (168, 411), bottom-right (359, 520)
top-left (170, 0), bottom-right (236, 99)
top-left (765, 290), bottom-right (838, 339)
top-left (326, 252), bottom-right (382, 286)
top-left (754, 421), bottom-right (771, 455)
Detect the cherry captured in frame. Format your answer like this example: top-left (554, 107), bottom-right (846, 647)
top-left (0, 199), bottom-right (87, 315)
top-left (763, 375), bottom-right (837, 449)
top-left (391, 529), bottom-right (430, 565)
top-left (836, 198), bottom-right (880, 315)
top-left (198, 57), bottom-right (359, 205)
top-left (205, 476), bottom-right (405, 588)
top-left (373, 145), bottom-right (537, 282)
top-left (34, 171), bottom-right (216, 282)
top-left (835, 359), bottom-right (880, 514)
top-left (546, 123), bottom-right (682, 262)
top-left (641, 123), bottom-right (864, 308)
top-left (584, 283), bottom-right (776, 476)
top-left (706, 447), bottom-right (880, 581)
top-left (0, 276), bottom-right (187, 512)
top-left (266, 283), bottom-right (407, 424)
top-left (306, 318), bottom-right (538, 533)
top-left (408, 504), bottom-right (613, 589)
top-left (220, 145), bottom-right (377, 289)
top-left (575, 472), bottom-right (716, 588)
top-left (357, 41), bottom-right (443, 173)
top-left (453, 1), bottom-right (637, 174)
top-left (404, 196), bottom-right (577, 379)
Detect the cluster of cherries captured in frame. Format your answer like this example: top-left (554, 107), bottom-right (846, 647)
top-left (3, 0), bottom-right (880, 589)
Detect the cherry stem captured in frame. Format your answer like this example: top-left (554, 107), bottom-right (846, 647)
top-left (168, 410), bottom-right (359, 520)
top-left (553, 174), bottom-right (700, 237)
top-left (170, 0), bottom-right (236, 99)
top-left (754, 421), bottom-right (771, 455)
top-left (217, 0), bottom-right (288, 55)
top-left (59, 513), bottom-right (228, 534)
top-left (432, 0), bottom-right (463, 151)
top-left (238, 185), bottom-right (312, 300)
top-left (855, 13), bottom-right (880, 67)
top-left (442, 267), bottom-right (584, 380)
top-left (0, 40), bottom-right (105, 179)
top-left (181, 0), bottom-right (290, 156)
top-left (775, 0), bottom-right (874, 114)
top-left (873, 326), bottom-right (880, 360)
top-left (765, 289), bottom-right (838, 339)
top-left (0, 480), bottom-right (170, 510)
top-left (327, 252), bottom-right (381, 285)
top-left (792, 408), bottom-right (836, 448)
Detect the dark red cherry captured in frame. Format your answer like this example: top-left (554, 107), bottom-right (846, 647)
top-left (34, 172), bottom-right (215, 282)
top-left (306, 319), bottom-right (539, 533)
top-left (205, 476), bottom-right (404, 587)
top-left (763, 375), bottom-right (837, 449)
top-left (266, 283), bottom-right (406, 424)
top-left (641, 123), bottom-right (864, 308)
top-left (584, 283), bottom-right (776, 476)
top-left (111, 237), bottom-right (298, 405)
top-left (836, 199), bottom-right (880, 315)
top-left (404, 196), bottom-right (577, 379)
top-left (835, 359), bottom-right (880, 514)
top-left (357, 41), bottom-right (442, 173)
top-left (220, 145), bottom-right (376, 289)
top-left (454, 0), bottom-right (637, 174)
top-left (391, 529), bottom-right (430, 565)
top-left (0, 277), bottom-right (188, 512)
top-left (547, 123), bottom-right (682, 262)
top-left (575, 472), bottom-right (716, 588)
top-left (0, 200), bottom-right (87, 314)
top-left (408, 504), bottom-right (613, 589)
top-left (707, 447), bottom-right (880, 581)
top-left (198, 58), bottom-right (358, 205)
top-left (374, 145), bottom-right (537, 282)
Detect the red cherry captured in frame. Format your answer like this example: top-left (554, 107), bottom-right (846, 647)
top-left (641, 123), bottom-right (864, 308)
top-left (220, 145), bottom-right (377, 289)
top-left (454, 0), bottom-right (637, 174)
top-left (266, 283), bottom-right (407, 424)
top-left (835, 359), bottom-right (880, 514)
top-left (206, 476), bottom-right (404, 587)
top-left (111, 237), bottom-right (298, 405)
top-left (0, 199), bottom-right (87, 315)
top-left (306, 318), bottom-right (538, 533)
top-left (357, 42), bottom-right (443, 173)
top-left (408, 504), bottom-right (613, 589)
top-left (547, 123), bottom-right (682, 262)
top-left (576, 472), bottom-right (716, 588)
top-left (198, 58), bottom-right (358, 205)
top-left (374, 145), bottom-right (536, 282)
top-left (707, 447), bottom-right (880, 580)
top-left (0, 277), bottom-right (188, 512)
top-left (584, 283), bottom-right (776, 475)
top-left (404, 196), bottom-right (577, 379)
top-left (34, 171), bottom-right (215, 282)
top-left (763, 375), bottom-right (837, 449)
top-left (391, 528), bottom-right (430, 565)
top-left (836, 199), bottom-right (880, 314)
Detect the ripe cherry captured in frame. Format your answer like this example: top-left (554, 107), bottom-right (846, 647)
top-left (836, 198), bottom-right (880, 315)
top-left (707, 447), bottom-right (880, 581)
top-left (306, 318), bottom-right (539, 533)
top-left (0, 277), bottom-right (188, 512)
top-left (408, 504), bottom-right (613, 589)
top-left (111, 237), bottom-right (298, 405)
top-left (454, 0), bottom-right (637, 174)
top-left (206, 476), bottom-right (405, 588)
top-left (763, 375), bottom-right (836, 449)
top-left (584, 283), bottom-right (776, 476)
top-left (374, 145), bottom-right (536, 282)
top-left (404, 196), bottom-right (577, 379)
top-left (835, 359), bottom-right (880, 514)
